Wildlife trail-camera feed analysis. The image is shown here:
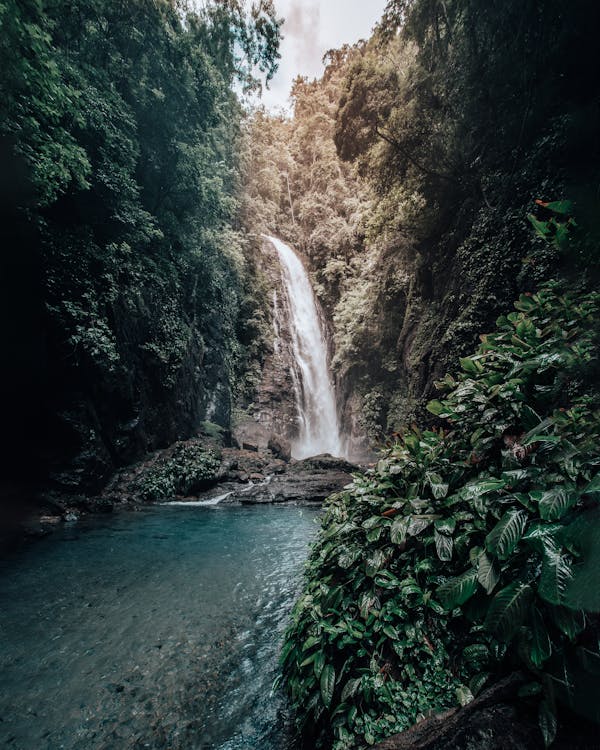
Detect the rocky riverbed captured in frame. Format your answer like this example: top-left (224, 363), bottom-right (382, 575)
top-left (7, 437), bottom-right (361, 547)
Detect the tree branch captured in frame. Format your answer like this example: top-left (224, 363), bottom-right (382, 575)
top-left (374, 122), bottom-right (458, 183)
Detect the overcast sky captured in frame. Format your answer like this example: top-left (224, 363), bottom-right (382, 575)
top-left (256, 0), bottom-right (388, 112)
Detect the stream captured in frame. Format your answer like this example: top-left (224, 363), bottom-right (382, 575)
top-left (0, 504), bottom-right (320, 749)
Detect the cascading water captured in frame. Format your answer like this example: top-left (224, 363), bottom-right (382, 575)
top-left (264, 236), bottom-right (343, 459)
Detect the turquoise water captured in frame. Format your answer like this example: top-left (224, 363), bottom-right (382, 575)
top-left (0, 505), bottom-right (320, 749)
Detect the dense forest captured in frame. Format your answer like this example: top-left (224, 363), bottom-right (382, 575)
top-left (1, 0), bottom-right (280, 499)
top-left (1, 0), bottom-right (600, 748)
top-left (245, 0), bottom-right (600, 446)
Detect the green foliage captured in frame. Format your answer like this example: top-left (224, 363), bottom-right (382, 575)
top-left (281, 283), bottom-right (600, 748)
top-left (134, 442), bottom-right (221, 502)
top-left (1, 0), bottom-right (280, 483)
top-left (0, 0), bottom-right (92, 204)
top-left (325, 0), bottom-right (600, 439)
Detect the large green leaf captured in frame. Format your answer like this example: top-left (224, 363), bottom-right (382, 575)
top-left (390, 517), bottom-right (409, 545)
top-left (523, 522), bottom-right (562, 554)
top-left (427, 472), bottom-right (449, 499)
top-left (538, 541), bottom-right (573, 605)
top-left (338, 546), bottom-right (361, 569)
top-left (366, 526), bottom-right (382, 542)
top-left (340, 677), bottom-right (361, 702)
top-left (538, 699), bottom-right (557, 748)
top-left (544, 199), bottom-right (573, 215)
top-left (528, 213), bottom-right (552, 239)
top-left (477, 550), bottom-right (500, 594)
top-left (437, 569), bottom-right (478, 610)
top-left (530, 608), bottom-right (552, 668)
top-left (460, 479), bottom-right (506, 503)
top-left (407, 515), bottom-right (436, 536)
top-left (313, 651), bottom-right (326, 679)
top-left (469, 672), bottom-right (491, 696)
top-left (434, 529), bottom-right (453, 561)
top-left (462, 643), bottom-right (490, 668)
top-left (460, 356), bottom-right (482, 374)
top-left (484, 582), bottom-right (533, 641)
top-left (320, 664), bottom-right (336, 709)
top-left (426, 399), bottom-right (448, 417)
top-left (435, 517), bottom-right (456, 535)
top-left (485, 510), bottom-right (527, 560)
top-left (549, 606), bottom-right (585, 640)
top-left (582, 472), bottom-right (600, 497)
top-left (302, 635), bottom-right (320, 652)
top-left (538, 486), bottom-right (578, 521)
top-left (565, 562), bottom-right (600, 612)
top-left (365, 549), bottom-right (387, 577)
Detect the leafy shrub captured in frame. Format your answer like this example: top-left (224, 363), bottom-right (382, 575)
top-left (281, 283), bottom-right (600, 749)
top-left (135, 442), bottom-right (221, 502)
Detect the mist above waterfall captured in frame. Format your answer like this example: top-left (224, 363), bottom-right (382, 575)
top-left (265, 236), bottom-right (344, 459)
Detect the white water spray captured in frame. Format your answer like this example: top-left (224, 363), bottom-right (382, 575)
top-left (265, 236), bottom-right (343, 459)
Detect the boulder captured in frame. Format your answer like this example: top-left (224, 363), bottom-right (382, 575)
top-left (232, 421), bottom-right (271, 451)
top-left (268, 434), bottom-right (292, 462)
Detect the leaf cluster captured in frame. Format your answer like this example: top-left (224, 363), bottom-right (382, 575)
top-left (281, 283), bottom-right (600, 749)
top-left (133, 442), bottom-right (221, 502)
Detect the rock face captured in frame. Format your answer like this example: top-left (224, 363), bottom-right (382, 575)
top-left (214, 450), bottom-right (356, 504)
top-left (39, 279), bottom-right (238, 496)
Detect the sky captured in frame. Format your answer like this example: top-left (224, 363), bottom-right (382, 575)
top-left (257, 0), bottom-right (388, 112)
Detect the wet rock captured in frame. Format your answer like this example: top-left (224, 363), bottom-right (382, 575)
top-left (233, 422), bottom-right (271, 451)
top-left (265, 462), bottom-right (286, 475)
top-left (22, 524), bottom-right (53, 539)
top-left (268, 435), bottom-right (292, 462)
top-left (83, 498), bottom-right (114, 513)
top-left (239, 462), bottom-right (353, 505)
top-left (290, 454), bottom-right (359, 474)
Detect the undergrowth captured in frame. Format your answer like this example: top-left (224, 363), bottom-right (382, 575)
top-left (134, 442), bottom-right (221, 502)
top-left (281, 276), bottom-right (600, 749)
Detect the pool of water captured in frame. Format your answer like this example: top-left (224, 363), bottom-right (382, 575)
top-left (0, 504), bottom-right (320, 749)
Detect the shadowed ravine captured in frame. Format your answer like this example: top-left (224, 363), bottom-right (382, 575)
top-left (0, 505), bottom-right (320, 749)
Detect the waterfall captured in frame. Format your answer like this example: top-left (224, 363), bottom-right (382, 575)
top-left (264, 236), bottom-right (343, 459)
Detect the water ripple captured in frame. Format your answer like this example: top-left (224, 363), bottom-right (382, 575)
top-left (0, 505), bottom-right (319, 749)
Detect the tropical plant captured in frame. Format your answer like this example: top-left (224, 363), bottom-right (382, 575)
top-left (134, 442), bottom-right (222, 502)
top-left (281, 279), bottom-right (600, 749)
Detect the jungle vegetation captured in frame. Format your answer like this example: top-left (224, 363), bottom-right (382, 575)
top-left (282, 225), bottom-right (600, 748)
top-left (2, 0), bottom-right (599, 747)
top-left (277, 1), bottom-right (600, 747)
top-left (244, 0), bottom-right (600, 442)
top-left (1, 0), bottom-right (280, 489)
